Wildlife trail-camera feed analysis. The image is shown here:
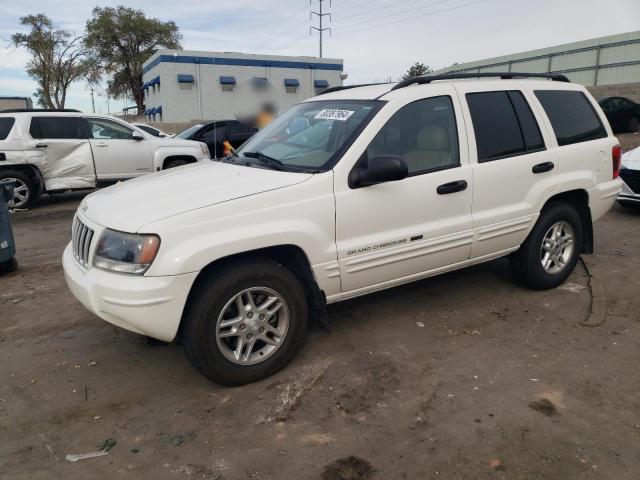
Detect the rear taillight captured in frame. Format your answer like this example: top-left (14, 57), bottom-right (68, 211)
top-left (612, 144), bottom-right (622, 179)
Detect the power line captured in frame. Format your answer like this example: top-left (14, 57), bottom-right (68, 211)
top-left (333, 0), bottom-right (452, 28)
top-left (336, 0), bottom-right (489, 37)
top-left (310, 0), bottom-right (332, 58)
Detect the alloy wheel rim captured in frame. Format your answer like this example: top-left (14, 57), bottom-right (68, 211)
top-left (6, 178), bottom-right (29, 209)
top-left (215, 287), bottom-right (290, 365)
top-left (540, 221), bottom-right (575, 274)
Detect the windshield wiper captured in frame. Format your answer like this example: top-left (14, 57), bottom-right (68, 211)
top-left (242, 151), bottom-right (285, 171)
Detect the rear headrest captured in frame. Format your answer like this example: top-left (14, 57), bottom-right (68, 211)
top-left (416, 125), bottom-right (449, 150)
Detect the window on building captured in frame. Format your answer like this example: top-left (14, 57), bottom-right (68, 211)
top-left (220, 76), bottom-right (236, 92)
top-left (284, 79), bottom-right (300, 94)
top-left (85, 118), bottom-right (135, 140)
top-left (0, 117), bottom-right (15, 140)
top-left (366, 96), bottom-right (460, 175)
top-left (466, 90), bottom-right (544, 162)
top-left (535, 90), bottom-right (606, 146)
top-left (29, 117), bottom-right (85, 139)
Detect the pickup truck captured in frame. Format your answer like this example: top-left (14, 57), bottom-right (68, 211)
top-left (0, 110), bottom-right (210, 208)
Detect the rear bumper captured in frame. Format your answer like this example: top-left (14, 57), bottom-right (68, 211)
top-left (588, 178), bottom-right (622, 221)
top-left (62, 244), bottom-right (198, 341)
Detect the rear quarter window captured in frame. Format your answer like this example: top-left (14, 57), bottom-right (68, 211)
top-left (29, 117), bottom-right (86, 139)
top-left (534, 90), bottom-right (607, 146)
top-left (0, 117), bottom-right (15, 140)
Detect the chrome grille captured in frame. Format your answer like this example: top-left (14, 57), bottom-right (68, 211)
top-left (72, 217), bottom-right (94, 268)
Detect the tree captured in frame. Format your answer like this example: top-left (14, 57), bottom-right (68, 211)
top-left (84, 6), bottom-right (182, 115)
top-left (402, 62), bottom-right (432, 80)
top-left (11, 14), bottom-right (91, 109)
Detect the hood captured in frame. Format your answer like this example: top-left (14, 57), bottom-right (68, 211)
top-left (622, 146), bottom-right (640, 171)
top-left (82, 161), bottom-right (312, 232)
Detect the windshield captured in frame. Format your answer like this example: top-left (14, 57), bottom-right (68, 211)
top-left (177, 124), bottom-right (203, 139)
top-left (236, 100), bottom-right (381, 172)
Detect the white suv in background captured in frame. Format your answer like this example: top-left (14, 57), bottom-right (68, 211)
top-left (63, 73), bottom-right (622, 386)
top-left (0, 110), bottom-right (210, 208)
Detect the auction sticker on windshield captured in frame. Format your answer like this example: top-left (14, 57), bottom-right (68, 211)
top-left (315, 109), bottom-right (355, 121)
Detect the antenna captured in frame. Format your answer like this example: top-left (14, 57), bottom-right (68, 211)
top-left (310, 0), bottom-right (331, 58)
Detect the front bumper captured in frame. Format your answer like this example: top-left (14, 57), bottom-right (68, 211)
top-left (618, 171), bottom-right (640, 203)
top-left (63, 244), bottom-right (198, 341)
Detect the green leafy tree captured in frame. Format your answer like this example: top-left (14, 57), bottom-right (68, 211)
top-left (402, 62), bottom-right (432, 80)
top-left (84, 6), bottom-right (182, 115)
top-left (11, 14), bottom-right (91, 109)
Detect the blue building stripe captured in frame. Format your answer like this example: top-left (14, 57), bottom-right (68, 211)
top-left (143, 54), bottom-right (343, 74)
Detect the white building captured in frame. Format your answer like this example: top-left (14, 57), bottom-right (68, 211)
top-left (142, 50), bottom-right (344, 123)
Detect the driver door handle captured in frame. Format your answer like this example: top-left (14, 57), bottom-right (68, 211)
top-left (94, 142), bottom-right (108, 147)
top-left (437, 180), bottom-right (468, 195)
top-left (35, 143), bottom-right (47, 148)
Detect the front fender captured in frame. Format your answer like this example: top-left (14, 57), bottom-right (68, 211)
top-left (151, 146), bottom-right (203, 171)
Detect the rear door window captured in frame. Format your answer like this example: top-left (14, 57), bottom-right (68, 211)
top-left (534, 90), bottom-right (606, 146)
top-left (508, 91), bottom-right (545, 151)
top-left (466, 91), bottom-right (525, 162)
top-left (0, 117), bottom-right (15, 140)
top-left (29, 117), bottom-right (86, 139)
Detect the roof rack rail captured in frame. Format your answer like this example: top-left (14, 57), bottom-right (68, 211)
top-left (391, 72), bottom-right (570, 91)
top-left (317, 83), bottom-right (391, 95)
top-left (0, 108), bottom-right (81, 113)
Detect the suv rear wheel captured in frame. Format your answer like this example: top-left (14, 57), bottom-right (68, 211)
top-left (182, 258), bottom-right (308, 386)
top-left (510, 203), bottom-right (583, 290)
top-left (0, 171), bottom-right (35, 209)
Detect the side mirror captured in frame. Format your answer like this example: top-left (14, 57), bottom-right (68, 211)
top-left (131, 131), bottom-right (144, 141)
top-left (349, 155), bottom-right (408, 188)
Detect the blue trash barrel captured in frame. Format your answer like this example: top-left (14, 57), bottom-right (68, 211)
top-left (0, 180), bottom-right (18, 273)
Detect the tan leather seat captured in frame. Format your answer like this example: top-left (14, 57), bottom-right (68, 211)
top-left (404, 125), bottom-right (451, 173)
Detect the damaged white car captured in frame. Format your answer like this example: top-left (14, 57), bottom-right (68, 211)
top-left (618, 146), bottom-right (640, 206)
top-left (0, 110), bottom-right (210, 208)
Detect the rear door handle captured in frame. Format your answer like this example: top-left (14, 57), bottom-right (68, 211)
top-left (35, 143), bottom-right (47, 148)
top-left (532, 161), bottom-right (554, 174)
top-left (437, 180), bottom-right (468, 195)
top-left (94, 142), bottom-right (108, 147)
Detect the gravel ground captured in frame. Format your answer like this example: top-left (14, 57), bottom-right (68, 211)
top-left (1, 133), bottom-right (639, 480)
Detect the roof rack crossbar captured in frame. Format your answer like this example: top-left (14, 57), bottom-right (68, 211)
top-left (391, 72), bottom-right (570, 91)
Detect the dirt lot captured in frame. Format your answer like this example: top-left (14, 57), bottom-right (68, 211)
top-left (1, 133), bottom-right (640, 480)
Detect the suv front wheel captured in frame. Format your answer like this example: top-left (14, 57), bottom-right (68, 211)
top-left (510, 203), bottom-right (584, 290)
top-left (182, 258), bottom-right (308, 386)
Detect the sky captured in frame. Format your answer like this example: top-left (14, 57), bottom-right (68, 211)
top-left (1, 0), bottom-right (639, 113)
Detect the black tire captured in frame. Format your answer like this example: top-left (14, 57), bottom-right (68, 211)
top-left (182, 258), bottom-right (308, 386)
top-left (0, 171), bottom-right (35, 209)
top-left (628, 115), bottom-right (640, 133)
top-left (0, 258), bottom-right (18, 274)
top-left (510, 203), bottom-right (584, 290)
top-left (164, 158), bottom-right (191, 169)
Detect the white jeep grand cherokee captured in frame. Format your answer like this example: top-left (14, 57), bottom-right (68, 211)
top-left (63, 73), bottom-right (622, 385)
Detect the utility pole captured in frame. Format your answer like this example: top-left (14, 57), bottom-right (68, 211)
top-left (89, 87), bottom-right (96, 113)
top-left (310, 0), bottom-right (331, 58)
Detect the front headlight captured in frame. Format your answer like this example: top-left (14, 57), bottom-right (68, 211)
top-left (200, 143), bottom-right (210, 158)
top-left (93, 229), bottom-right (161, 275)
